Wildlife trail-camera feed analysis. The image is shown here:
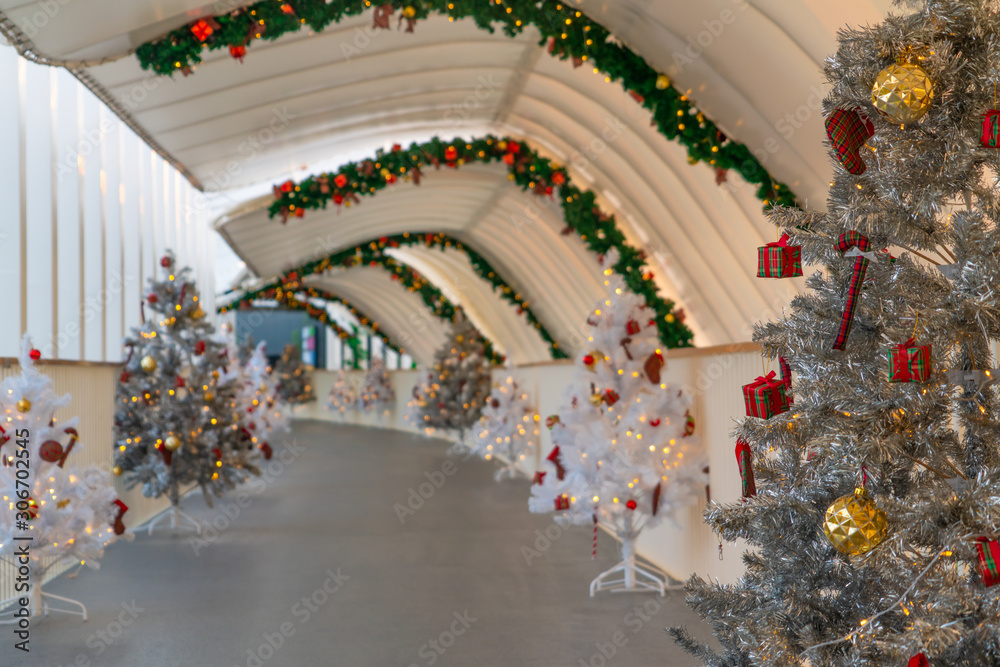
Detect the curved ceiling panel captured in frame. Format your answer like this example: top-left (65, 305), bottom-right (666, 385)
top-left (387, 246), bottom-right (554, 365)
top-left (0, 0), bottom-right (897, 349)
top-left (216, 162), bottom-right (611, 356)
top-left (305, 266), bottom-right (449, 366)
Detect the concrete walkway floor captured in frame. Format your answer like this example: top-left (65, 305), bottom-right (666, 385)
top-left (12, 421), bottom-right (715, 666)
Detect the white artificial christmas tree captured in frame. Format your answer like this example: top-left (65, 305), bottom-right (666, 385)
top-left (530, 251), bottom-right (706, 596)
top-left (468, 375), bottom-right (538, 481)
top-left (359, 358), bottom-right (395, 424)
top-left (0, 338), bottom-right (132, 619)
top-left (239, 342), bottom-right (289, 461)
top-left (327, 370), bottom-right (359, 418)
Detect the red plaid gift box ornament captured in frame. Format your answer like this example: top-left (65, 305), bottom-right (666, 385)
top-left (982, 110), bottom-right (1000, 147)
top-left (757, 233), bottom-right (802, 278)
top-left (735, 439), bottom-right (756, 499)
top-left (825, 108), bottom-right (875, 175)
top-left (554, 494), bottom-right (570, 511)
top-left (190, 18), bottom-right (218, 43)
top-left (625, 319), bottom-right (641, 335)
top-left (977, 538), bottom-right (1000, 586)
top-left (742, 371), bottom-right (789, 419)
top-left (887, 338), bottom-right (932, 383)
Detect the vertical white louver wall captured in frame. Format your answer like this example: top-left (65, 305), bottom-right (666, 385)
top-left (0, 48), bottom-right (214, 362)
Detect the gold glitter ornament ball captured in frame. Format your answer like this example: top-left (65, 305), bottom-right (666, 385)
top-left (141, 355), bottom-right (158, 372)
top-left (871, 63), bottom-right (933, 124)
top-left (823, 488), bottom-right (889, 556)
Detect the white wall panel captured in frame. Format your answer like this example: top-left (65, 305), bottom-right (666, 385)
top-left (54, 68), bottom-right (81, 360)
top-left (0, 48), bottom-right (214, 361)
top-left (24, 62), bottom-right (54, 349)
top-left (0, 49), bottom-right (21, 354)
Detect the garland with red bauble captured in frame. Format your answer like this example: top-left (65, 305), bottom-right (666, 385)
top-left (220, 231), bottom-right (557, 360)
top-left (268, 135), bottom-right (693, 349)
top-left (134, 1), bottom-right (794, 212)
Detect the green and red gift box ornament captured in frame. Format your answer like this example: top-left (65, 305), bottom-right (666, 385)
top-left (977, 537), bottom-right (1000, 586)
top-left (742, 371), bottom-right (790, 420)
top-left (757, 233), bottom-right (802, 278)
top-left (887, 338), bottom-right (932, 383)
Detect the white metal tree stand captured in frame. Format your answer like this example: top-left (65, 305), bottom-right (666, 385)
top-left (0, 561), bottom-right (87, 622)
top-left (589, 515), bottom-right (677, 597)
top-left (147, 480), bottom-right (202, 536)
top-left (146, 505), bottom-right (203, 536)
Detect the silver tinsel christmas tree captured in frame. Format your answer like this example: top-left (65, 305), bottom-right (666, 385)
top-left (274, 343), bottom-right (316, 405)
top-left (672, 1), bottom-right (1000, 664)
top-left (413, 310), bottom-right (492, 433)
top-left (114, 252), bottom-right (258, 512)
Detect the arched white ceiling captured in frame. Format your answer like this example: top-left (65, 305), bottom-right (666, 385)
top-left (386, 245), bottom-right (554, 364)
top-left (305, 266), bottom-right (450, 366)
top-left (0, 0), bottom-right (897, 351)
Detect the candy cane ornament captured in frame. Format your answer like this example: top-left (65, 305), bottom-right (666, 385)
top-left (833, 230), bottom-right (874, 350)
top-left (779, 356), bottom-right (794, 405)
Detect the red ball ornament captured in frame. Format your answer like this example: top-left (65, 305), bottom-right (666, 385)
top-left (39, 440), bottom-right (64, 463)
top-left (260, 443), bottom-right (273, 460)
top-left (502, 153), bottom-right (515, 165)
top-left (445, 146), bottom-right (458, 162)
top-left (507, 140), bottom-right (521, 154)
top-left (583, 354), bottom-right (595, 368)
top-left (392, 143), bottom-right (402, 152)
top-left (160, 255), bottom-right (172, 268)
top-left (334, 174), bottom-right (348, 188)
top-left (147, 293), bottom-right (158, 304)
top-left (29, 349), bottom-right (41, 361)
top-left (333, 194), bottom-right (344, 205)
top-left (551, 171), bottom-right (565, 185)
top-left (279, 180), bottom-right (294, 193)
top-left (229, 44), bottom-right (246, 61)
top-left (248, 422), bottom-right (257, 431)
top-left (626, 499), bottom-right (637, 510)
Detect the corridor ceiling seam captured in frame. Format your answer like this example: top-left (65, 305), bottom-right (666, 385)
top-left (266, 135), bottom-right (694, 349)
top-left (133, 0), bottom-right (796, 211)
top-left (220, 250), bottom-right (508, 364)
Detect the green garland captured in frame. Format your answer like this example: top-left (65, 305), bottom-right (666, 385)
top-left (219, 254), bottom-right (507, 364)
top-left (269, 135), bottom-right (694, 349)
top-left (135, 0), bottom-right (796, 210)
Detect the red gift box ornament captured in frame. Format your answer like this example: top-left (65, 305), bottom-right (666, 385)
top-left (982, 110), bottom-right (1000, 147)
top-left (908, 654), bottom-right (929, 667)
top-left (887, 338), bottom-right (932, 383)
top-left (735, 439), bottom-right (757, 499)
top-left (444, 146), bottom-right (458, 162)
top-left (229, 45), bottom-right (247, 62)
top-left (757, 233), bottom-right (802, 279)
top-left (279, 180), bottom-right (294, 193)
top-left (625, 499), bottom-right (637, 510)
top-left (554, 494), bottom-right (570, 511)
top-left (825, 108), bottom-right (875, 175)
top-left (625, 319), bottom-right (642, 335)
top-left (833, 230), bottom-right (873, 350)
top-left (977, 538), bottom-right (1000, 586)
top-left (742, 371), bottom-right (789, 420)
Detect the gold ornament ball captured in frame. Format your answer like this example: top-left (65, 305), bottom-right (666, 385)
top-left (141, 355), bottom-right (158, 372)
top-left (655, 74), bottom-right (670, 90)
top-left (260, 383), bottom-right (268, 392)
top-left (16, 398), bottom-right (31, 413)
top-left (164, 435), bottom-right (181, 451)
top-left (823, 488), bottom-right (889, 556)
top-left (871, 62), bottom-right (933, 124)
top-left (113, 465), bottom-right (123, 476)
top-left (190, 307), bottom-right (206, 320)
top-left (589, 393), bottom-right (603, 406)
top-left (456, 335), bottom-right (464, 343)
top-left (403, 5), bottom-right (416, 18)
top-left (204, 392), bottom-right (215, 402)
